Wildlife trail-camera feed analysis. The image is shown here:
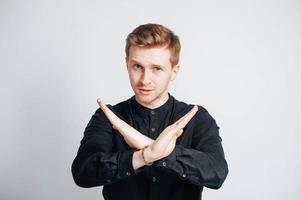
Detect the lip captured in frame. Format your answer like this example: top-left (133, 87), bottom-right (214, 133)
top-left (139, 88), bottom-right (153, 91)
top-left (138, 88), bottom-right (153, 94)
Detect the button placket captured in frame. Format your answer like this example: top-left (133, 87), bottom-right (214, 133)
top-left (149, 110), bottom-right (157, 137)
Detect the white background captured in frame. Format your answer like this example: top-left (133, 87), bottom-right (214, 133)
top-left (1, 0), bottom-right (300, 199)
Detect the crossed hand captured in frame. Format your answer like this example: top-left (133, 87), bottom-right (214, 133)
top-left (97, 98), bottom-right (198, 163)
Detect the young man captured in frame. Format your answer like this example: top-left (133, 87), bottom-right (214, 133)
top-left (71, 23), bottom-right (228, 200)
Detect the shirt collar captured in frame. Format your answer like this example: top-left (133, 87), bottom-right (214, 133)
top-left (130, 92), bottom-right (173, 117)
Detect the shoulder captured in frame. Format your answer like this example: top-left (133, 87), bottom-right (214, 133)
top-left (89, 98), bottom-right (130, 129)
top-left (92, 98), bottom-right (131, 121)
top-left (90, 97), bottom-right (128, 118)
top-left (173, 97), bottom-right (218, 127)
top-left (110, 98), bottom-right (131, 119)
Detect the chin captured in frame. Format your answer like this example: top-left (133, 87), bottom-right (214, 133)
top-left (136, 93), bottom-right (156, 103)
top-left (137, 94), bottom-right (153, 101)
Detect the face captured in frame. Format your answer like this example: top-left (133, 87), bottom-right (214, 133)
top-left (126, 45), bottom-right (179, 109)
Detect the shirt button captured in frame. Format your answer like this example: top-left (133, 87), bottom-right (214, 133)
top-left (162, 162), bottom-right (166, 167)
top-left (126, 171), bottom-right (131, 176)
top-left (182, 173), bottom-right (186, 178)
top-left (106, 179), bottom-right (111, 183)
top-left (152, 177), bottom-right (157, 182)
top-left (151, 127), bottom-right (156, 132)
top-left (150, 110), bottom-right (155, 115)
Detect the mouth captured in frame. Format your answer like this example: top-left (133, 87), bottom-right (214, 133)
top-left (138, 88), bottom-right (153, 94)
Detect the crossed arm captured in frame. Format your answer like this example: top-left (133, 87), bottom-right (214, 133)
top-left (72, 99), bottom-right (227, 188)
top-left (97, 98), bottom-right (198, 171)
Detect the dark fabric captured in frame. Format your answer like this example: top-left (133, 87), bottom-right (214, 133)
top-left (71, 93), bottom-right (228, 200)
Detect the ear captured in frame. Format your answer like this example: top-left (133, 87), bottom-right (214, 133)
top-left (171, 64), bottom-right (180, 81)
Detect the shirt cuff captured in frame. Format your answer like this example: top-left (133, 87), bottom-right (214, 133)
top-left (117, 149), bottom-right (137, 179)
top-left (153, 145), bottom-right (188, 179)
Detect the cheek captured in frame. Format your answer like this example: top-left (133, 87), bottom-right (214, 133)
top-left (155, 74), bottom-right (171, 86)
top-left (129, 71), bottom-right (140, 84)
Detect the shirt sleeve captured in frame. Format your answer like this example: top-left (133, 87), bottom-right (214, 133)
top-left (71, 107), bottom-right (138, 188)
top-left (153, 106), bottom-right (229, 189)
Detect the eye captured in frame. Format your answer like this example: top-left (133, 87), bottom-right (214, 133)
top-left (154, 66), bottom-right (162, 71)
top-left (133, 64), bottom-right (142, 69)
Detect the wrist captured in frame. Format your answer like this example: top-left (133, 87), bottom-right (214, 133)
top-left (142, 146), bottom-right (154, 166)
top-left (132, 149), bottom-right (146, 170)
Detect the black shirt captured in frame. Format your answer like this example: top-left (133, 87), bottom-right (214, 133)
top-left (71, 93), bottom-right (228, 200)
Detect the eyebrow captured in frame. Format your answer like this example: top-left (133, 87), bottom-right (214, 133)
top-left (129, 59), bottom-right (165, 68)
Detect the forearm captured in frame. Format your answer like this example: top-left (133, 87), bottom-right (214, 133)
top-left (154, 144), bottom-right (228, 189)
top-left (72, 149), bottom-right (136, 188)
top-left (123, 130), bottom-right (154, 149)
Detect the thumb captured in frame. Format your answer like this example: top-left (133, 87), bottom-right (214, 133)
top-left (175, 129), bottom-right (183, 138)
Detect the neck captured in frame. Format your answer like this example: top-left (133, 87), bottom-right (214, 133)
top-left (135, 92), bottom-right (169, 109)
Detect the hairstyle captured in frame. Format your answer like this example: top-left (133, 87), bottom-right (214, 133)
top-left (125, 23), bottom-right (181, 67)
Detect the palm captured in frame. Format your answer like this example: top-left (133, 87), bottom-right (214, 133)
top-left (97, 99), bottom-right (152, 149)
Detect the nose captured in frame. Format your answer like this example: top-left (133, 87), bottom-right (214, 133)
top-left (140, 70), bottom-right (151, 85)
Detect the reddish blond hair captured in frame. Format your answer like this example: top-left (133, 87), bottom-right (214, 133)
top-left (125, 23), bottom-right (181, 67)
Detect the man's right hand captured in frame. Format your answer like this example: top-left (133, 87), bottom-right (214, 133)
top-left (144, 105), bottom-right (198, 163)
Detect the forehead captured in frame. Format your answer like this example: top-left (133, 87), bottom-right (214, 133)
top-left (128, 46), bottom-right (171, 67)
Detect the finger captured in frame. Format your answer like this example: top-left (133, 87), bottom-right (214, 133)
top-left (97, 98), bottom-right (121, 124)
top-left (97, 98), bottom-right (110, 112)
top-left (174, 105), bottom-right (198, 124)
top-left (97, 99), bottom-right (151, 142)
top-left (178, 105), bottom-right (198, 127)
top-left (175, 105), bottom-right (198, 128)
